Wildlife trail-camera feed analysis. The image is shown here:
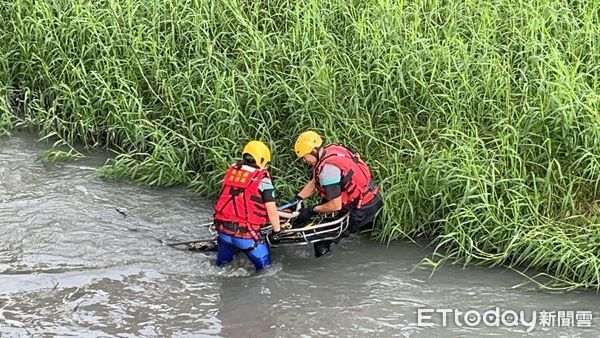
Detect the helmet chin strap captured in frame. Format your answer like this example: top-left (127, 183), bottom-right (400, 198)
top-left (312, 147), bottom-right (322, 162)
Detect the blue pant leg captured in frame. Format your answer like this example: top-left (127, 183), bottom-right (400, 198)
top-left (216, 233), bottom-right (236, 267)
top-left (218, 234), bottom-right (271, 271)
top-left (230, 237), bottom-right (271, 271)
top-left (244, 243), bottom-right (272, 271)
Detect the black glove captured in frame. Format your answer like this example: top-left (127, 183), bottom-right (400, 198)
top-left (294, 206), bottom-right (316, 226)
top-left (270, 229), bottom-right (282, 242)
top-left (283, 194), bottom-right (303, 211)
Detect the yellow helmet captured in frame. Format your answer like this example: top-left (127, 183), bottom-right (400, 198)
top-left (294, 131), bottom-right (323, 158)
top-left (242, 141), bottom-right (271, 169)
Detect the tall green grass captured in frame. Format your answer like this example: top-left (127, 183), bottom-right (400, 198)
top-left (0, 2), bottom-right (12, 135)
top-left (1, 0), bottom-right (599, 288)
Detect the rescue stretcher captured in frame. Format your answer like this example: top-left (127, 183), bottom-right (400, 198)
top-left (263, 210), bottom-right (350, 247)
top-left (164, 201), bottom-right (350, 250)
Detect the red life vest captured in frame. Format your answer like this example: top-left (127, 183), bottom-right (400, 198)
top-left (314, 144), bottom-right (378, 209)
top-left (213, 164), bottom-right (270, 239)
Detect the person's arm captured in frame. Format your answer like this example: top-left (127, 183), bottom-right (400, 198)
top-left (314, 164), bottom-right (343, 213)
top-left (294, 165), bottom-right (344, 223)
top-left (258, 175), bottom-right (281, 232)
top-left (297, 178), bottom-right (316, 199)
top-left (314, 196), bottom-right (342, 213)
top-left (265, 201), bottom-right (281, 232)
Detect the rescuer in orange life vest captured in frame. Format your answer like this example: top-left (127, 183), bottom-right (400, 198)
top-left (287, 131), bottom-right (384, 257)
top-left (213, 141), bottom-right (282, 270)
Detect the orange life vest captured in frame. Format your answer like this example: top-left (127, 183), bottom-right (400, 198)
top-left (213, 164), bottom-right (269, 239)
top-left (314, 145), bottom-right (378, 209)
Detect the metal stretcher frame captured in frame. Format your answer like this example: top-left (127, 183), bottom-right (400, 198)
top-left (264, 211), bottom-right (350, 247)
top-left (170, 209), bottom-right (350, 249)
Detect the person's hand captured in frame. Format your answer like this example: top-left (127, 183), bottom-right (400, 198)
top-left (270, 229), bottom-right (282, 242)
top-left (294, 206), bottom-right (315, 225)
top-left (283, 194), bottom-right (303, 211)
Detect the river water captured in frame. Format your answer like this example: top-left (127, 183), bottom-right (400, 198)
top-left (0, 133), bottom-right (598, 337)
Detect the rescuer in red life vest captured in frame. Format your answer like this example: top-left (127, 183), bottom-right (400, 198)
top-left (288, 131), bottom-right (383, 257)
top-left (213, 141), bottom-right (282, 270)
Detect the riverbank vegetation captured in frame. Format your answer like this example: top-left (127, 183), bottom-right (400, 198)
top-left (1, 0), bottom-right (598, 289)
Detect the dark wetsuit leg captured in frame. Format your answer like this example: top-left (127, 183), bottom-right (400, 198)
top-left (350, 193), bottom-right (384, 233)
top-left (313, 240), bottom-right (333, 257)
